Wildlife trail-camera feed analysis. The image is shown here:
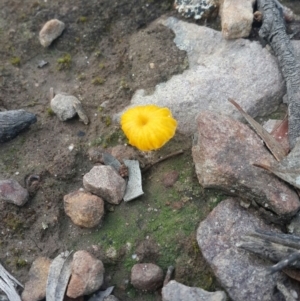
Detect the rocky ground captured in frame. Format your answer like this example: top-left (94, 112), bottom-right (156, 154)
top-left (2, 0), bottom-right (300, 300)
top-left (0, 1), bottom-right (224, 300)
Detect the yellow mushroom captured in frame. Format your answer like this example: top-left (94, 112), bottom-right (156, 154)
top-left (121, 105), bottom-right (177, 151)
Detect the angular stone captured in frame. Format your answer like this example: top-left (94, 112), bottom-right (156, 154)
top-left (131, 263), bottom-right (164, 291)
top-left (67, 250), bottom-right (105, 298)
top-left (83, 165), bottom-right (126, 205)
top-left (162, 280), bottom-right (227, 301)
top-left (21, 257), bottom-right (52, 301)
top-left (220, 0), bottom-right (255, 39)
top-left (64, 190), bottom-right (104, 228)
top-left (192, 111), bottom-right (300, 218)
top-left (50, 94), bottom-right (77, 122)
top-left (118, 17), bottom-right (286, 135)
top-left (0, 179), bottom-right (28, 206)
top-left (39, 19), bottom-right (65, 47)
top-left (197, 198), bottom-right (300, 301)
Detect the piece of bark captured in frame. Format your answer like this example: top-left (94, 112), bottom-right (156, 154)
top-left (254, 139), bottom-right (300, 189)
top-left (238, 230), bottom-right (300, 269)
top-left (257, 0), bottom-right (300, 149)
top-left (229, 98), bottom-right (287, 161)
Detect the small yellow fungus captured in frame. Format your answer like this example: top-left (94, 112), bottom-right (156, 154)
top-left (121, 105), bottom-right (177, 151)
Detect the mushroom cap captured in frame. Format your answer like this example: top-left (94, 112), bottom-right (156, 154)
top-left (121, 105), bottom-right (177, 151)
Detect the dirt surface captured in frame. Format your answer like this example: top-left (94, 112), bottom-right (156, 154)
top-left (0, 1), bottom-right (223, 300)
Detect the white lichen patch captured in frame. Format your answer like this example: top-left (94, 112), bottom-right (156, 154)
top-left (174, 0), bottom-right (217, 20)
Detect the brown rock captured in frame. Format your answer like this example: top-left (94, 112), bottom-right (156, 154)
top-left (67, 250), bottom-right (105, 298)
top-left (39, 19), bottom-right (65, 47)
top-left (21, 257), bottom-right (52, 301)
top-left (83, 165), bottom-right (126, 205)
top-left (192, 111), bottom-right (300, 219)
top-left (64, 190), bottom-right (104, 228)
top-left (0, 179), bottom-right (28, 206)
top-left (220, 0), bottom-right (254, 39)
top-left (162, 170), bottom-right (179, 187)
top-left (131, 263), bottom-right (164, 291)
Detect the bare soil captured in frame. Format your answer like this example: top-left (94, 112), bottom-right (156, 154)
top-left (0, 1), bottom-right (222, 300)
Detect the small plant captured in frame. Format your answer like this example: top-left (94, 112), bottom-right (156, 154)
top-left (120, 78), bottom-right (129, 89)
top-left (46, 107), bottom-right (55, 116)
top-left (57, 53), bottom-right (71, 71)
top-left (92, 77), bottom-right (105, 85)
top-left (10, 57), bottom-right (21, 66)
top-left (99, 62), bottom-right (105, 69)
top-left (77, 73), bottom-right (86, 81)
top-left (94, 50), bottom-right (102, 58)
top-left (102, 115), bottom-right (111, 127)
top-left (78, 16), bottom-right (87, 23)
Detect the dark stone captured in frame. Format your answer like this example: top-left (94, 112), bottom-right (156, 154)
top-left (0, 110), bottom-right (37, 143)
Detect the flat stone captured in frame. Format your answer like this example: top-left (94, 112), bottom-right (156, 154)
top-left (117, 17), bottom-right (285, 135)
top-left (123, 160), bottom-right (144, 202)
top-left (21, 257), bottom-right (52, 301)
top-left (0, 179), bottom-right (28, 206)
top-left (83, 165), bottom-right (126, 205)
top-left (220, 0), bottom-right (255, 39)
top-left (64, 190), bottom-right (104, 228)
top-left (67, 250), bottom-right (105, 298)
top-left (162, 280), bottom-right (227, 301)
top-left (197, 198), bottom-right (300, 301)
top-left (131, 263), bottom-right (164, 291)
top-left (39, 19), bottom-right (65, 47)
top-left (192, 111), bottom-right (300, 219)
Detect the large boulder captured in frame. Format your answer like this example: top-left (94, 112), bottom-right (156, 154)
top-left (118, 17), bottom-right (286, 135)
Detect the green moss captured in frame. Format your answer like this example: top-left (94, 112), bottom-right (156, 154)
top-left (10, 57), bottom-right (21, 66)
top-left (92, 77), bottom-right (105, 85)
top-left (4, 213), bottom-right (23, 232)
top-left (57, 53), bottom-right (72, 71)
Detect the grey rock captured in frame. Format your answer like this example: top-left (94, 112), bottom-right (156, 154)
top-left (197, 198), bottom-right (300, 301)
top-left (0, 110), bottom-right (37, 143)
top-left (39, 19), bottom-right (65, 47)
top-left (162, 280), bottom-right (226, 301)
top-left (0, 179), bottom-right (29, 206)
top-left (64, 190), bottom-right (104, 228)
top-left (192, 111), bottom-right (300, 219)
top-left (50, 94), bottom-right (77, 122)
top-left (118, 17), bottom-right (285, 135)
top-left (220, 0), bottom-right (255, 39)
top-left (83, 166), bottom-right (126, 205)
top-left (131, 263), bottom-right (164, 291)
top-left (67, 250), bottom-right (105, 298)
